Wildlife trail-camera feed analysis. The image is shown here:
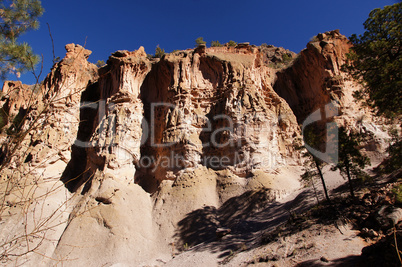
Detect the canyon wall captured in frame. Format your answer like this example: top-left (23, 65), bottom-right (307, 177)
top-left (0, 31), bottom-right (387, 266)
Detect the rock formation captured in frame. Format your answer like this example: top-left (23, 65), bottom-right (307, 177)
top-left (274, 30), bottom-right (350, 122)
top-left (0, 31), bottom-right (388, 266)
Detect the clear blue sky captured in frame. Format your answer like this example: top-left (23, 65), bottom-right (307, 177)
top-left (17, 0), bottom-right (398, 84)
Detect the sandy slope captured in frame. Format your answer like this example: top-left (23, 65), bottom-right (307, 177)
top-left (162, 167), bottom-right (369, 267)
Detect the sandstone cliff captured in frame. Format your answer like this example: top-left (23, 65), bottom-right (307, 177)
top-left (0, 31), bottom-right (388, 266)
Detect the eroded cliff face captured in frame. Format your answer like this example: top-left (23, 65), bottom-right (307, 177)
top-left (135, 44), bottom-right (300, 193)
top-left (273, 30), bottom-right (388, 157)
top-left (273, 30), bottom-right (351, 122)
top-left (0, 31), bottom-right (387, 266)
top-left (0, 44), bottom-right (99, 265)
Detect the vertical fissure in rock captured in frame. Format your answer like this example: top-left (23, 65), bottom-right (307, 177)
top-left (61, 81), bottom-right (101, 192)
top-left (136, 60), bottom-right (175, 193)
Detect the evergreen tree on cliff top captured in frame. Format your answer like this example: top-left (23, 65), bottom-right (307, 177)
top-left (0, 0), bottom-right (43, 80)
top-left (344, 2), bottom-right (401, 118)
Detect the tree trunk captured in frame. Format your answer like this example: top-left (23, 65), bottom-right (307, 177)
top-left (345, 161), bottom-right (355, 198)
top-left (315, 159), bottom-right (330, 203)
top-left (311, 177), bottom-right (320, 205)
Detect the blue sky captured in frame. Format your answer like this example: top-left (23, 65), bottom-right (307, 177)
top-left (17, 0), bottom-right (398, 84)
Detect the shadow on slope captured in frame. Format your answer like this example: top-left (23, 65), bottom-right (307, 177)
top-left (175, 188), bottom-right (317, 258)
top-left (295, 255), bottom-right (362, 267)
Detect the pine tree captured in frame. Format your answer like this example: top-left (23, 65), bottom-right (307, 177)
top-left (95, 60), bottom-right (105, 68)
top-left (300, 165), bottom-right (321, 205)
top-left (211, 40), bottom-right (222, 47)
top-left (383, 127), bottom-right (402, 173)
top-left (195, 37), bottom-right (206, 47)
top-left (331, 127), bottom-right (370, 198)
top-left (343, 3), bottom-right (402, 118)
top-left (297, 127), bottom-right (331, 203)
top-left (0, 0), bottom-right (44, 80)
top-left (344, 3), bottom-right (402, 174)
top-left (227, 40), bottom-right (237, 47)
top-left (154, 45), bottom-right (165, 58)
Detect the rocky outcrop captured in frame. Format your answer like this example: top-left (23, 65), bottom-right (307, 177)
top-left (0, 31), bottom-right (388, 266)
top-left (274, 30), bottom-right (351, 122)
top-left (0, 44), bottom-right (98, 265)
top-left (136, 44), bottom-right (300, 193)
top-left (48, 43), bottom-right (303, 265)
top-left (273, 30), bottom-right (389, 159)
top-left (0, 81), bottom-right (36, 130)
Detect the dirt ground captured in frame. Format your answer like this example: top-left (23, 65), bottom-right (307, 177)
top-left (161, 167), bottom-right (370, 266)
